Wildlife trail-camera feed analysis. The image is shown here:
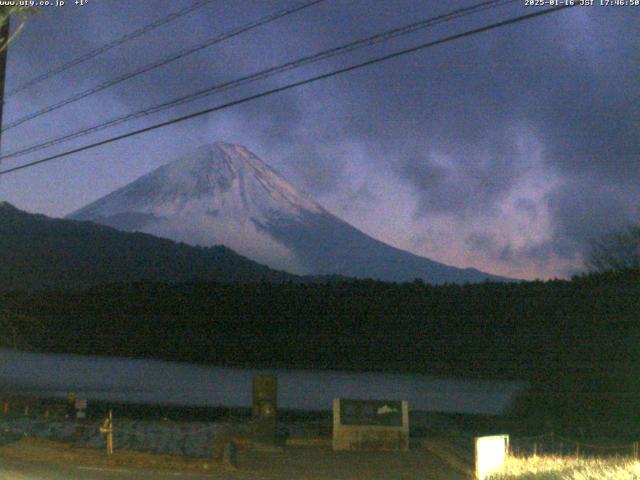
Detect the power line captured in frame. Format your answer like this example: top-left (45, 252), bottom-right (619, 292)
top-left (0, 0), bottom-right (517, 162)
top-left (1, 0), bottom-right (327, 131)
top-left (5, 0), bottom-right (215, 99)
top-left (0, 5), bottom-right (576, 178)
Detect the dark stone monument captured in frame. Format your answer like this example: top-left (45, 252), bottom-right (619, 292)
top-left (252, 374), bottom-right (278, 446)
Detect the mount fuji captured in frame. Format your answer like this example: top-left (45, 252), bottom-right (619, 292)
top-left (69, 142), bottom-right (508, 284)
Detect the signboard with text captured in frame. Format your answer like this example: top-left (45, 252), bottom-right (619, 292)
top-left (333, 398), bottom-right (408, 451)
top-left (339, 399), bottom-right (403, 427)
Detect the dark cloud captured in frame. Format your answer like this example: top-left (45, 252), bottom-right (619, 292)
top-left (545, 176), bottom-right (640, 258)
top-left (514, 198), bottom-right (539, 220)
top-left (334, 182), bottom-right (379, 216)
top-left (280, 142), bottom-right (345, 196)
top-left (396, 131), bottom-right (520, 218)
top-left (470, 233), bottom-right (545, 262)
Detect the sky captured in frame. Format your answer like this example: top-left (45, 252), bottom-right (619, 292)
top-left (0, 0), bottom-right (638, 281)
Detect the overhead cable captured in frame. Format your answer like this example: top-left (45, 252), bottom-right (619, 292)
top-left (0, 0), bottom-right (516, 162)
top-left (2, 0), bottom-right (328, 131)
top-left (5, 0), bottom-right (216, 99)
top-left (0, 5), bottom-right (577, 177)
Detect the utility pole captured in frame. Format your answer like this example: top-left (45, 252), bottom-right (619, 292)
top-left (0, 11), bottom-right (10, 151)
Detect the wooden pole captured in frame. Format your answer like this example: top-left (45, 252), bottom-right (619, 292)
top-left (100, 409), bottom-right (114, 455)
top-left (0, 13), bottom-right (10, 150)
top-left (107, 409), bottom-right (113, 455)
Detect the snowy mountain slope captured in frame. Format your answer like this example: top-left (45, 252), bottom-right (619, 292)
top-left (69, 141), bottom-right (509, 284)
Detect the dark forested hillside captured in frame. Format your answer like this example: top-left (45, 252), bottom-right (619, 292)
top-left (3, 270), bottom-right (638, 382)
top-left (0, 202), bottom-right (297, 291)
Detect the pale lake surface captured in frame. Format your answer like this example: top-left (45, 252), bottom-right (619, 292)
top-left (0, 348), bottom-right (524, 415)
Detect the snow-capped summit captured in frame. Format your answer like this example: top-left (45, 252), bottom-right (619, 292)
top-left (71, 142), bottom-right (322, 273)
top-left (70, 142), bottom-right (508, 284)
top-left (74, 141), bottom-right (323, 218)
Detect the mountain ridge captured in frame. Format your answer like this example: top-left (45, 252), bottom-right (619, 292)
top-left (69, 141), bottom-right (511, 284)
top-left (0, 201), bottom-right (300, 292)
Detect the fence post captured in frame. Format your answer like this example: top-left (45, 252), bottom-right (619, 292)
top-left (107, 410), bottom-right (113, 455)
top-left (576, 443), bottom-right (579, 458)
top-left (533, 442), bottom-right (537, 456)
top-left (100, 409), bottom-right (114, 455)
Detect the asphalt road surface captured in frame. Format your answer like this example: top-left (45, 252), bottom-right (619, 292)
top-left (0, 458), bottom-right (233, 480)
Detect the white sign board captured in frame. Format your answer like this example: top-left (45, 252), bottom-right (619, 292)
top-left (75, 398), bottom-right (87, 419)
top-left (475, 435), bottom-right (509, 480)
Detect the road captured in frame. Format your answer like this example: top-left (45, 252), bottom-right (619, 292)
top-left (0, 457), bottom-right (234, 480)
top-left (0, 438), bottom-right (467, 480)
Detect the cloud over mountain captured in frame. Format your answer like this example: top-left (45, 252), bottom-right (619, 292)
top-left (70, 142), bottom-right (509, 284)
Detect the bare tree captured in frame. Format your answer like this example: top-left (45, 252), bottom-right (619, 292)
top-left (585, 225), bottom-right (640, 272)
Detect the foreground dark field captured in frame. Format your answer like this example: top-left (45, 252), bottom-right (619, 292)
top-left (0, 437), bottom-right (466, 480)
